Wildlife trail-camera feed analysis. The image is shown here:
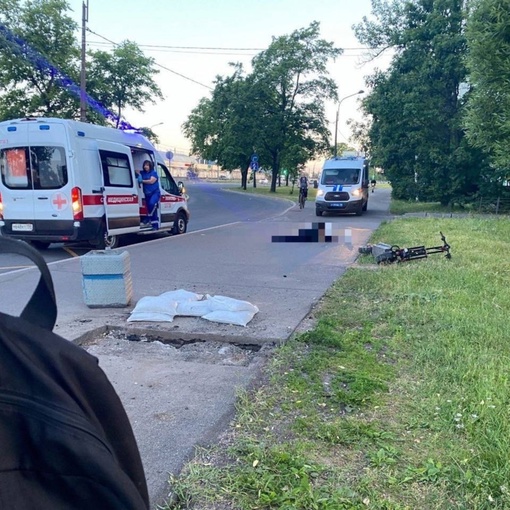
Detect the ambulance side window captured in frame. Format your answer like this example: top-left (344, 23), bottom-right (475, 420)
top-left (99, 150), bottom-right (133, 187)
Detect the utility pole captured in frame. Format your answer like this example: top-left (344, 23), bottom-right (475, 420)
top-left (80, 1), bottom-right (89, 122)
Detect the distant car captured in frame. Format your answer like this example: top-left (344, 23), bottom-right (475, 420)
top-left (260, 178), bottom-right (269, 184)
top-left (219, 175), bottom-right (227, 180)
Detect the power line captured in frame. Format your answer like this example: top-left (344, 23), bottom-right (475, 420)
top-left (87, 41), bottom-right (259, 57)
top-left (85, 28), bottom-right (385, 90)
top-left (86, 28), bottom-right (212, 89)
top-left (85, 31), bottom-right (377, 55)
top-left (87, 36), bottom-right (376, 53)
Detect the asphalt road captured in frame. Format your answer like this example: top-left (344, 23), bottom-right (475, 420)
top-left (0, 182), bottom-right (389, 270)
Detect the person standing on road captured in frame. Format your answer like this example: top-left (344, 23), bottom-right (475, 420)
top-left (137, 159), bottom-right (160, 230)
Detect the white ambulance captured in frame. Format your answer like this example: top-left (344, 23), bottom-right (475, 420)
top-left (0, 117), bottom-right (189, 249)
top-left (315, 154), bottom-right (370, 216)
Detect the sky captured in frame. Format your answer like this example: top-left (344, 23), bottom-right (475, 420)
top-left (66, 0), bottom-right (391, 155)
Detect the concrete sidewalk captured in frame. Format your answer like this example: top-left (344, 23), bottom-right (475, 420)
top-left (0, 219), bottom-right (376, 507)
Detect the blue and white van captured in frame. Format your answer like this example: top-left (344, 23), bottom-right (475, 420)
top-left (315, 155), bottom-right (370, 216)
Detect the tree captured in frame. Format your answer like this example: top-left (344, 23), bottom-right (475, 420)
top-left (331, 140), bottom-right (357, 158)
top-left (0, 0), bottom-right (81, 120)
top-left (183, 22), bottom-right (341, 191)
top-left (248, 22), bottom-right (341, 192)
top-left (464, 0), bottom-right (510, 184)
top-left (86, 41), bottom-right (163, 128)
top-left (183, 65), bottom-right (257, 189)
top-left (354, 0), bottom-right (488, 205)
top-left (0, 1), bottom-right (163, 127)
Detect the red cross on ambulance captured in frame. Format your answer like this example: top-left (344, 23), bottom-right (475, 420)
top-left (51, 193), bottom-right (68, 211)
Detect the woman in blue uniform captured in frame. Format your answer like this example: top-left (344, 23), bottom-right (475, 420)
top-left (137, 160), bottom-right (160, 230)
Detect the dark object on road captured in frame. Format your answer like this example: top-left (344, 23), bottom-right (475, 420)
top-left (0, 238), bottom-right (149, 509)
top-left (359, 232), bottom-right (451, 264)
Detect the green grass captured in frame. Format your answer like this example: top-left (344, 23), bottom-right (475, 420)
top-left (235, 183), bottom-right (318, 201)
top-left (163, 217), bottom-right (510, 510)
top-left (389, 199), bottom-right (469, 215)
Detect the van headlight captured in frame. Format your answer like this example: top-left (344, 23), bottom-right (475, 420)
top-left (316, 189), bottom-right (324, 197)
top-left (351, 188), bottom-right (362, 197)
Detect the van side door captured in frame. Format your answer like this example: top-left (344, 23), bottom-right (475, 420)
top-left (97, 141), bottom-right (140, 234)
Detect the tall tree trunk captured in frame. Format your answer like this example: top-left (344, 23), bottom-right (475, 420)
top-left (270, 152), bottom-right (280, 192)
top-left (241, 165), bottom-right (249, 190)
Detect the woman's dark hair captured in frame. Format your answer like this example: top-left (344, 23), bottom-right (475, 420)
top-left (142, 159), bottom-right (154, 170)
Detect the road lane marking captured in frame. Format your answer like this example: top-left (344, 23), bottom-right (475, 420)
top-left (0, 265), bottom-right (33, 270)
top-left (63, 246), bottom-right (79, 257)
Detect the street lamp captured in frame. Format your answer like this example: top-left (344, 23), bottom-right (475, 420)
top-left (149, 122), bottom-right (164, 129)
top-left (333, 90), bottom-right (364, 158)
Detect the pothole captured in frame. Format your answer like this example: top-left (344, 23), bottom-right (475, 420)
top-left (78, 326), bottom-right (274, 366)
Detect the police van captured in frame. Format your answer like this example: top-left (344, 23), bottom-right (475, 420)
top-left (315, 154), bottom-right (369, 216)
top-left (0, 117), bottom-right (189, 249)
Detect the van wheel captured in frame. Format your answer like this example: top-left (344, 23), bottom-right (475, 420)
top-left (362, 200), bottom-right (368, 211)
top-left (92, 226), bottom-right (120, 250)
top-left (103, 234), bottom-right (120, 249)
top-left (355, 203), bottom-right (363, 216)
top-left (316, 208), bottom-right (323, 217)
top-left (31, 241), bottom-right (51, 250)
top-left (172, 212), bottom-right (187, 235)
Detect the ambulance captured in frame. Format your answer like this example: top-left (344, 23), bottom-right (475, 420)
top-left (0, 117), bottom-right (189, 249)
top-left (315, 154), bottom-right (370, 216)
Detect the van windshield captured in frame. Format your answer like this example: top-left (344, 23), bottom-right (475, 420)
top-left (0, 146), bottom-right (67, 190)
top-left (321, 168), bottom-right (360, 186)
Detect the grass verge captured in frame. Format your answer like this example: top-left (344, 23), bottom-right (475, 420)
top-left (236, 183), bottom-right (318, 201)
top-left (163, 217), bottom-right (510, 510)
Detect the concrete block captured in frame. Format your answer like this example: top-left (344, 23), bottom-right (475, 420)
top-left (81, 250), bottom-right (133, 308)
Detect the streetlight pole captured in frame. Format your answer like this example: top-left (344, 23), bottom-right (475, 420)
top-left (333, 89), bottom-right (364, 158)
top-left (149, 122), bottom-right (164, 129)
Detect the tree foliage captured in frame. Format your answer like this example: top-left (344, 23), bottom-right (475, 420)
top-left (183, 65), bottom-right (257, 189)
top-left (87, 41), bottom-right (163, 128)
top-left (0, 0), bottom-right (80, 119)
top-left (183, 22), bottom-right (341, 191)
top-left (0, 0), bottom-right (163, 128)
top-left (354, 0), bottom-right (488, 205)
top-left (464, 0), bottom-right (510, 181)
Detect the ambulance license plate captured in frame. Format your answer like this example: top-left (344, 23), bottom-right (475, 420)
top-left (12, 223), bottom-right (34, 232)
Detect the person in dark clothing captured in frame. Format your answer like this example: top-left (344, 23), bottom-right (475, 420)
top-left (137, 160), bottom-right (160, 230)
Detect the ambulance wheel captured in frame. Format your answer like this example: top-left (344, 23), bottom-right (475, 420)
top-left (92, 226), bottom-right (119, 250)
top-left (172, 212), bottom-right (187, 235)
top-left (31, 241), bottom-right (51, 250)
top-left (103, 234), bottom-right (120, 249)
top-left (362, 200), bottom-right (368, 211)
top-left (316, 208), bottom-right (323, 217)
